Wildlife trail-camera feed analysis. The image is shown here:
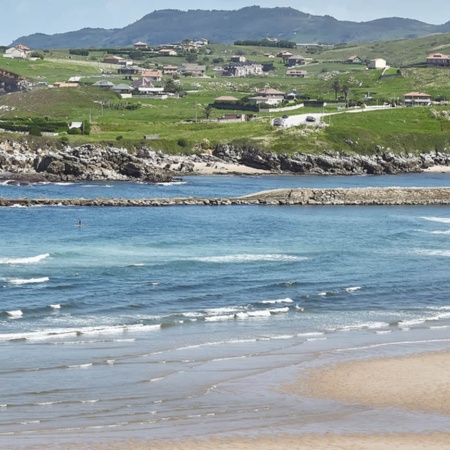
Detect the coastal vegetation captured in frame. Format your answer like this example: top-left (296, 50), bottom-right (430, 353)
top-left (1, 33), bottom-right (450, 155)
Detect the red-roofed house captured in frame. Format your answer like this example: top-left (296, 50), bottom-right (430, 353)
top-left (426, 53), bottom-right (450, 67)
top-left (403, 92), bottom-right (432, 106)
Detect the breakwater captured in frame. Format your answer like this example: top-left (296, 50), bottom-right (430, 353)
top-left (2, 187), bottom-right (450, 207)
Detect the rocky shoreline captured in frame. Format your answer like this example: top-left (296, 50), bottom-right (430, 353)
top-left (2, 140), bottom-right (450, 183)
top-left (2, 187), bottom-right (450, 207)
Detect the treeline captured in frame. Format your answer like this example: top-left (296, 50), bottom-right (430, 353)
top-left (233, 39), bottom-right (297, 49)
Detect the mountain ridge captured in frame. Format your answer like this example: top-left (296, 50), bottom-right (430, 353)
top-left (10, 6), bottom-right (450, 49)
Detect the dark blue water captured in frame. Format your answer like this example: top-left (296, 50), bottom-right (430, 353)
top-left (2, 174), bottom-right (450, 446)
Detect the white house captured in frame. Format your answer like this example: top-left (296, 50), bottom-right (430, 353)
top-left (368, 58), bottom-right (387, 69)
top-left (403, 92), bottom-right (432, 106)
top-left (4, 44), bottom-right (30, 60)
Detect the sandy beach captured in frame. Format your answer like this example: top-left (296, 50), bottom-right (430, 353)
top-left (56, 350), bottom-right (450, 450)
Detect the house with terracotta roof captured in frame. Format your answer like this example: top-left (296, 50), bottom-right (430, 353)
top-left (103, 55), bottom-right (126, 65)
top-left (403, 92), bottom-right (432, 106)
top-left (346, 55), bottom-right (363, 64)
top-left (132, 78), bottom-right (164, 95)
top-left (426, 53), bottom-right (450, 67)
top-left (141, 70), bottom-right (163, 82)
top-left (163, 65), bottom-right (179, 76)
top-left (3, 44), bottom-right (30, 60)
top-left (159, 48), bottom-right (178, 56)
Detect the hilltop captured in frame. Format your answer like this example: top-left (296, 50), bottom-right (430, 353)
top-left (10, 6), bottom-right (450, 49)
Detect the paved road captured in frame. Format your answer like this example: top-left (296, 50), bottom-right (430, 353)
top-left (272, 105), bottom-right (395, 128)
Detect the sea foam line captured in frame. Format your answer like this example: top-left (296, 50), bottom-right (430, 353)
top-left (192, 254), bottom-right (306, 263)
top-left (8, 277), bottom-right (49, 285)
top-left (0, 253), bottom-right (50, 265)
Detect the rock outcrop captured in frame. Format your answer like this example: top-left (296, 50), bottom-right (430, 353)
top-left (213, 145), bottom-right (450, 175)
top-left (0, 142), bottom-right (175, 183)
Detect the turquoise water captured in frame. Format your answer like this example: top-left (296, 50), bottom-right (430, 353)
top-left (2, 174), bottom-right (450, 446)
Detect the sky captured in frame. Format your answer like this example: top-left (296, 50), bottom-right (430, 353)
top-left (2, 0), bottom-right (449, 45)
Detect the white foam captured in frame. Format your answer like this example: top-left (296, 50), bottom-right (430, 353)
top-left (297, 332), bottom-right (325, 337)
top-left (193, 254), bottom-right (306, 263)
top-left (67, 363), bottom-right (93, 369)
top-left (346, 286), bottom-right (362, 292)
top-left (6, 310), bottom-right (23, 318)
top-left (399, 318), bottom-right (426, 327)
top-left (414, 249), bottom-right (450, 257)
top-left (339, 321), bottom-right (390, 331)
top-left (247, 310), bottom-right (271, 318)
top-left (269, 307), bottom-right (290, 314)
top-left (430, 230), bottom-right (450, 235)
top-left (0, 253), bottom-right (50, 265)
top-left (421, 216), bottom-right (450, 224)
top-left (259, 298), bottom-right (294, 305)
top-left (205, 314), bottom-right (235, 322)
top-left (9, 277), bottom-right (49, 285)
top-left (50, 304), bottom-right (61, 309)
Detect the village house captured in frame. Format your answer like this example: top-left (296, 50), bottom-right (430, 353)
top-left (346, 55), bottom-right (363, 64)
top-left (248, 88), bottom-right (285, 106)
top-left (159, 48), bottom-right (178, 56)
top-left (286, 69), bottom-right (307, 77)
top-left (286, 55), bottom-right (306, 67)
top-left (426, 53), bottom-right (450, 67)
top-left (368, 58), bottom-right (387, 69)
top-left (403, 92), bottom-right (432, 106)
top-left (230, 55), bottom-right (246, 63)
top-left (133, 41), bottom-right (148, 50)
top-left (285, 89), bottom-right (301, 101)
top-left (277, 51), bottom-right (293, 63)
top-left (3, 44), bottom-right (30, 60)
top-left (223, 62), bottom-right (263, 77)
top-left (132, 77), bottom-right (164, 95)
top-left (179, 63), bottom-right (206, 77)
top-left (163, 65), bottom-right (179, 76)
top-left (113, 84), bottom-right (134, 98)
top-left (141, 70), bottom-right (163, 82)
top-left (51, 82), bottom-right (78, 88)
top-left (92, 80), bottom-right (115, 89)
top-left (118, 65), bottom-right (141, 75)
top-left (213, 96), bottom-right (240, 107)
top-left (103, 55), bottom-right (126, 65)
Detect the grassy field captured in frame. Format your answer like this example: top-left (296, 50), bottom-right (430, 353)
top-left (1, 35), bottom-right (450, 154)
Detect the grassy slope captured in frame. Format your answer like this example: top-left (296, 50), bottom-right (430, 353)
top-left (1, 36), bottom-right (450, 154)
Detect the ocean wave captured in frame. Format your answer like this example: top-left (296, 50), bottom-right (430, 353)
top-left (8, 277), bottom-right (49, 285)
top-left (6, 310), bottom-right (23, 318)
top-left (413, 249), bottom-right (450, 257)
top-left (0, 253), bottom-right (50, 265)
top-left (429, 230), bottom-right (450, 235)
top-left (192, 254), bottom-right (306, 263)
top-left (421, 216), bottom-right (450, 223)
top-left (259, 297), bottom-right (294, 305)
top-left (345, 286), bottom-right (362, 293)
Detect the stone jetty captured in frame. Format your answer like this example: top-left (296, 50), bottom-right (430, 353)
top-left (2, 187), bottom-right (450, 207)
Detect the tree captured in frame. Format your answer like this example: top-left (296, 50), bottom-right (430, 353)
top-left (186, 53), bottom-right (198, 63)
top-left (342, 84), bottom-right (351, 107)
top-left (331, 78), bottom-right (341, 101)
top-left (164, 79), bottom-right (181, 93)
top-left (203, 105), bottom-right (213, 120)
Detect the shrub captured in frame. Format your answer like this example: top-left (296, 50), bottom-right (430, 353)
top-left (177, 138), bottom-right (188, 147)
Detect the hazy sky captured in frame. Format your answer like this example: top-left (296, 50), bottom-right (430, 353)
top-left (2, 0), bottom-right (449, 45)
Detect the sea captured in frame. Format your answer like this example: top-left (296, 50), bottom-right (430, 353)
top-left (2, 173), bottom-right (450, 447)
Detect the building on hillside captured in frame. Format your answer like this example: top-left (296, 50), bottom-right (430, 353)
top-left (118, 65), bottom-right (141, 75)
top-left (285, 89), bottom-right (302, 101)
top-left (103, 55), bottom-right (126, 65)
top-left (159, 48), bottom-right (178, 56)
top-left (346, 55), bottom-right (363, 64)
top-left (179, 64), bottom-right (206, 77)
top-left (286, 69), bottom-right (307, 77)
top-left (141, 70), bottom-right (163, 81)
top-left (222, 62), bottom-right (263, 77)
top-left (132, 77), bottom-right (164, 95)
top-left (93, 79), bottom-right (115, 89)
top-left (113, 84), bottom-right (134, 94)
top-left (248, 95), bottom-right (284, 106)
top-left (3, 44), bottom-right (30, 60)
top-left (426, 53), bottom-right (450, 67)
top-left (368, 58), bottom-right (387, 69)
top-left (163, 65), bottom-right (179, 76)
top-left (51, 82), bottom-right (79, 88)
top-left (230, 55), bottom-right (246, 63)
top-left (403, 92), bottom-right (432, 106)
top-left (287, 55), bottom-right (306, 67)
top-left (277, 51), bottom-right (293, 63)
top-left (133, 41), bottom-right (148, 50)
